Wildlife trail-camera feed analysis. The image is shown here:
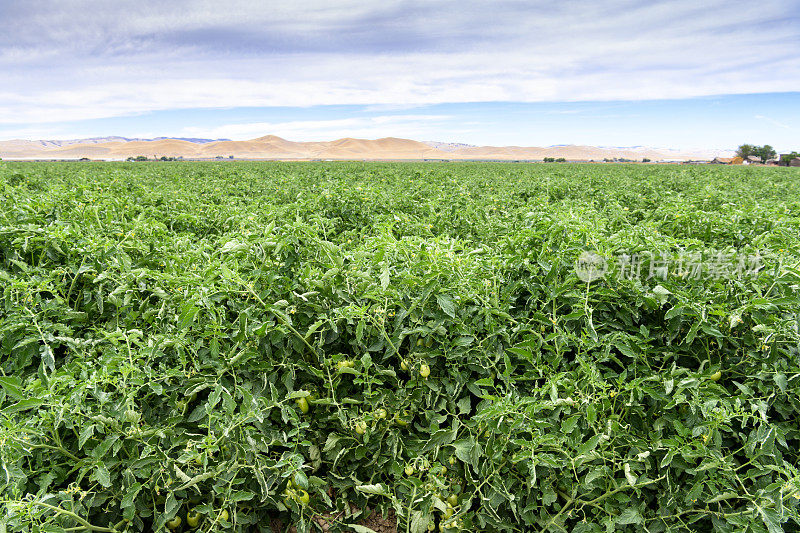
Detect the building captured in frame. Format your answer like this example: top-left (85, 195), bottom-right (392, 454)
top-left (711, 157), bottom-right (734, 164)
top-left (791, 158), bottom-right (800, 167)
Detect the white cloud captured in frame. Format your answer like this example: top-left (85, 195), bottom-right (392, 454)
top-left (177, 115), bottom-right (452, 141)
top-left (754, 115), bottom-right (792, 129)
top-left (0, 0), bottom-right (798, 128)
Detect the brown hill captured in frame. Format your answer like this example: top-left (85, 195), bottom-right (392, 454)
top-left (0, 136), bottom-right (730, 161)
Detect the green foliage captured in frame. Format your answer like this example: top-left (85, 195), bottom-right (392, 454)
top-left (780, 152), bottom-right (799, 165)
top-left (1, 162), bottom-right (799, 532)
top-left (737, 144), bottom-right (777, 163)
top-left (736, 144), bottom-right (757, 159)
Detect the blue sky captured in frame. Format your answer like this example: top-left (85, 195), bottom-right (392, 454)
top-left (1, 0), bottom-right (798, 150)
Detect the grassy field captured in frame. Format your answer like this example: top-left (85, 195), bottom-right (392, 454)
top-left (1, 161), bottom-right (799, 532)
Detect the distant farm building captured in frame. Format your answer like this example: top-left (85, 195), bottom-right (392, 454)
top-left (744, 156), bottom-right (762, 165)
top-left (791, 158), bottom-right (800, 167)
top-left (711, 157), bottom-right (743, 165)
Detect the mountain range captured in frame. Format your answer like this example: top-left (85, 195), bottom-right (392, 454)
top-left (0, 136), bottom-right (732, 161)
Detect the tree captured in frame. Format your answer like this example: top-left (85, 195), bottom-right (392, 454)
top-left (779, 152), bottom-right (799, 166)
top-left (543, 157), bottom-right (555, 163)
top-left (755, 145), bottom-right (776, 163)
top-left (736, 144), bottom-right (757, 159)
top-left (736, 144), bottom-right (776, 162)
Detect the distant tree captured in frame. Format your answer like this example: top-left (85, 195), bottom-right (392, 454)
top-left (755, 145), bottom-right (776, 163)
top-left (135, 155), bottom-right (148, 162)
top-left (126, 157), bottom-right (135, 162)
top-left (779, 152), bottom-right (800, 166)
top-left (543, 157), bottom-right (555, 163)
top-left (736, 144), bottom-right (757, 159)
top-left (556, 157), bottom-right (567, 163)
top-left (642, 158), bottom-right (651, 163)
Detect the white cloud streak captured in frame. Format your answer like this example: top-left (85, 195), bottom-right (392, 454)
top-left (177, 115), bottom-right (453, 141)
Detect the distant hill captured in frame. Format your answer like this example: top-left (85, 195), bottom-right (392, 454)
top-left (0, 135), bottom-right (733, 161)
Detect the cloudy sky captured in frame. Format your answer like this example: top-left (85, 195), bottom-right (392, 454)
top-left (1, 0), bottom-right (798, 150)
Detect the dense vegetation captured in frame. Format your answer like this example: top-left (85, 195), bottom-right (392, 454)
top-left (1, 161), bottom-right (799, 532)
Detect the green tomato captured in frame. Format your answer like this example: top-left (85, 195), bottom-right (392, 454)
top-left (295, 397), bottom-right (310, 414)
top-left (124, 409), bottom-right (140, 424)
top-left (447, 494), bottom-right (459, 507)
top-left (404, 464), bottom-right (415, 476)
top-left (400, 359), bottom-right (409, 372)
top-left (219, 509), bottom-right (229, 522)
top-left (186, 511), bottom-right (201, 528)
top-left (419, 364), bottom-right (431, 378)
top-left (417, 338), bottom-right (424, 347)
top-left (709, 370), bottom-right (722, 381)
top-left (295, 489), bottom-right (310, 505)
top-left (166, 516), bottom-right (182, 530)
top-left (375, 408), bottom-right (387, 419)
top-left (448, 456), bottom-right (456, 466)
top-left (354, 420), bottom-right (367, 435)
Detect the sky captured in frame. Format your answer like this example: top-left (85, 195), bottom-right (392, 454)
top-left (1, 0), bottom-right (798, 151)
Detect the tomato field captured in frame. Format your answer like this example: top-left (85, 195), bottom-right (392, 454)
top-left (1, 161), bottom-right (799, 532)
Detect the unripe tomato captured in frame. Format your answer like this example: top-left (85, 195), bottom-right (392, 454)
top-left (375, 408), bottom-right (387, 419)
top-left (354, 420), bottom-right (367, 435)
top-left (219, 509), bottom-right (229, 522)
top-left (295, 397), bottom-right (310, 414)
top-left (124, 409), bottom-right (140, 424)
top-left (166, 516), bottom-right (182, 530)
top-left (295, 489), bottom-right (310, 505)
top-left (186, 511), bottom-right (200, 528)
top-left (417, 339), bottom-right (424, 347)
top-left (710, 370), bottom-right (722, 381)
top-left (447, 494), bottom-right (458, 506)
top-left (400, 359), bottom-right (409, 372)
top-left (419, 364), bottom-right (431, 378)
top-left (405, 464), bottom-right (415, 476)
